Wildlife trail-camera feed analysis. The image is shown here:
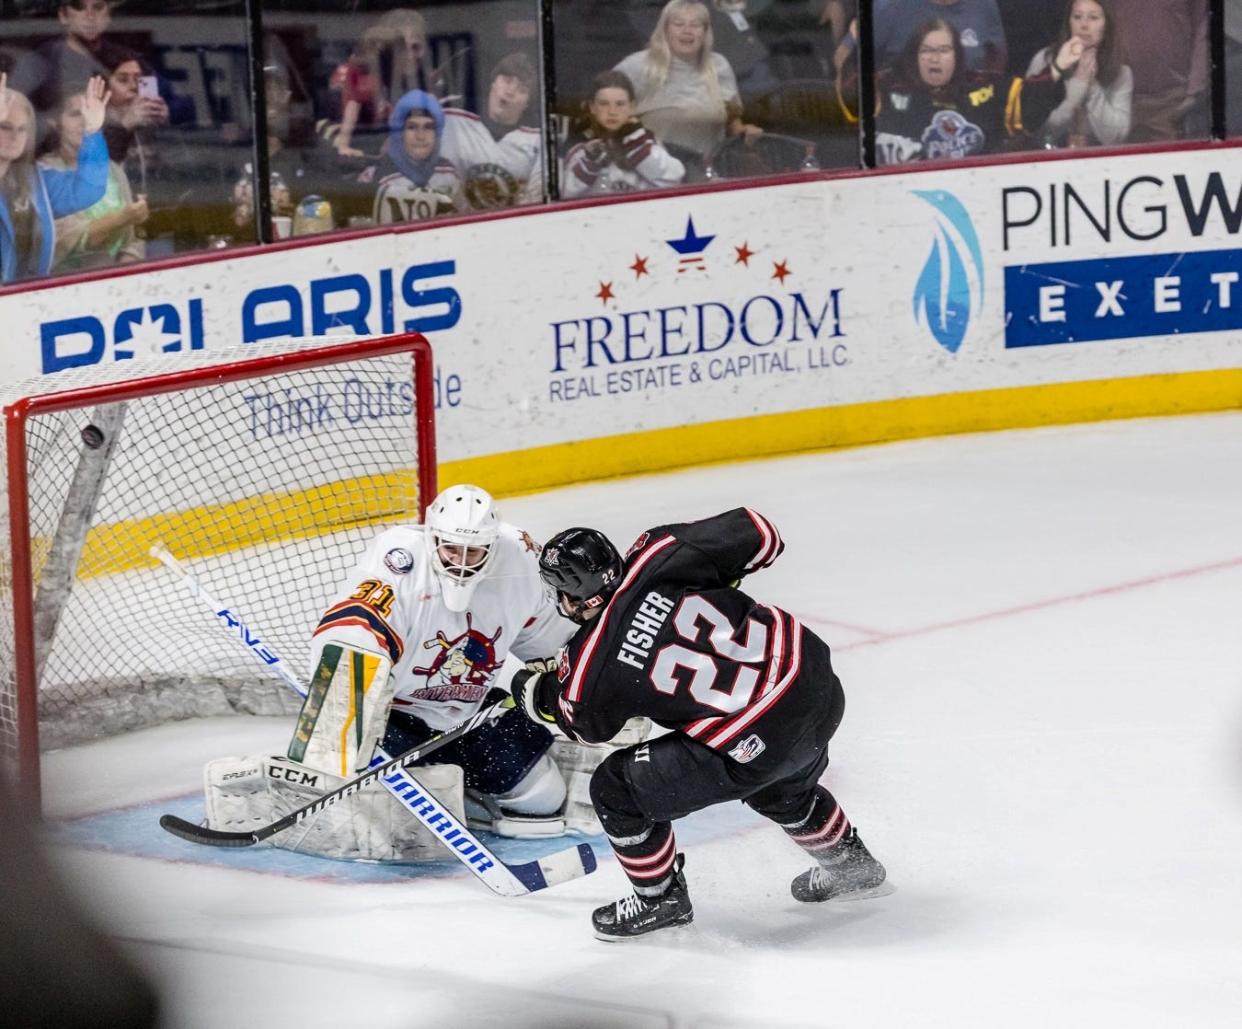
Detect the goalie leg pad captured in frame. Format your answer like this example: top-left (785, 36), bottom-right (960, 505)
top-left (288, 642), bottom-right (395, 778)
top-left (466, 753), bottom-right (568, 838)
top-left (204, 754), bottom-right (466, 862)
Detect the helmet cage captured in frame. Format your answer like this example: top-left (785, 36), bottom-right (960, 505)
top-left (424, 484), bottom-right (501, 610)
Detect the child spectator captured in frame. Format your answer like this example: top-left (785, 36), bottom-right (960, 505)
top-left (1024, 0), bottom-right (1132, 149)
top-left (371, 89), bottom-right (463, 223)
top-left (873, 18), bottom-right (1057, 163)
top-left (562, 71), bottom-right (685, 196)
top-left (614, 0), bottom-right (762, 168)
top-left (39, 84), bottom-right (146, 271)
top-left (440, 52), bottom-right (543, 209)
top-left (0, 73), bottom-right (109, 282)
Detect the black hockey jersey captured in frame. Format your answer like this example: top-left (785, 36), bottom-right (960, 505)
top-left (547, 509), bottom-right (821, 763)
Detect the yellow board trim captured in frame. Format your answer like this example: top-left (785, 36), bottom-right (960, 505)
top-left (68, 369), bottom-right (1242, 577)
top-left (73, 469), bottom-right (420, 578)
top-left (443, 368), bottom-right (1242, 497)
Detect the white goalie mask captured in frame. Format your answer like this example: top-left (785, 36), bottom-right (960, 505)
top-left (424, 484), bottom-right (502, 611)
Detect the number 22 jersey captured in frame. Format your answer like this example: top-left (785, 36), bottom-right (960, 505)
top-left (550, 508), bottom-right (838, 763)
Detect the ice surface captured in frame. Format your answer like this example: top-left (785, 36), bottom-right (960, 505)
top-left (32, 413), bottom-right (1242, 1028)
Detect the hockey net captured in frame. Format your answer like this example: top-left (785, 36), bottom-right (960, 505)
top-left (0, 333), bottom-right (435, 806)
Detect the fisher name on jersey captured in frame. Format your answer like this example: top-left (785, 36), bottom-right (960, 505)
top-left (313, 522), bottom-right (574, 731)
top-left (549, 508), bottom-right (807, 762)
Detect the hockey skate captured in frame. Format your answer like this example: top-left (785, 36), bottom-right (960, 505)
top-left (593, 854), bottom-right (694, 940)
top-left (791, 828), bottom-right (889, 903)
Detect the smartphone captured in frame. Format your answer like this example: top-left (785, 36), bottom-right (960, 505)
top-left (138, 75), bottom-right (159, 100)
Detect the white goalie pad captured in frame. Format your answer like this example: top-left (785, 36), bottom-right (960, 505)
top-left (550, 717), bottom-right (652, 835)
top-left (288, 642), bottom-right (395, 778)
top-left (204, 754), bottom-right (466, 863)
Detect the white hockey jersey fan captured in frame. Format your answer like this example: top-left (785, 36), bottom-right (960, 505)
top-left (312, 522), bottom-right (574, 732)
top-left (440, 108), bottom-right (542, 209)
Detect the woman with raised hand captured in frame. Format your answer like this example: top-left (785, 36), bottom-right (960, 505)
top-left (1025, 0), bottom-right (1132, 148)
top-left (40, 85), bottom-right (147, 271)
top-left (0, 72), bottom-right (110, 282)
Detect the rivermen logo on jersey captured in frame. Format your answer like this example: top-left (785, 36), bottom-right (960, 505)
top-left (410, 614), bottom-right (503, 702)
top-left (546, 212), bottom-right (849, 405)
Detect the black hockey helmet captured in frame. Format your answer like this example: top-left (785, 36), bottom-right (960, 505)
top-left (539, 527), bottom-right (623, 624)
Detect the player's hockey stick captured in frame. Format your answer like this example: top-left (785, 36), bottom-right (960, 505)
top-left (150, 543), bottom-right (596, 895)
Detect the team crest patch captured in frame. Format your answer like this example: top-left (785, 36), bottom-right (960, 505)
top-left (383, 548), bottom-right (415, 574)
top-left (519, 529), bottom-right (539, 554)
top-left (464, 163), bottom-right (520, 209)
top-left (727, 734), bottom-right (766, 764)
top-left (625, 532), bottom-right (650, 558)
top-left (557, 648), bottom-right (570, 682)
top-left (921, 110), bottom-right (984, 161)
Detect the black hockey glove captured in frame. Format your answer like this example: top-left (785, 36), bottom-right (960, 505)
top-left (511, 658), bottom-right (558, 726)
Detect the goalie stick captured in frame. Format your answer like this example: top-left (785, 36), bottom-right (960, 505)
top-left (150, 543), bottom-right (596, 896)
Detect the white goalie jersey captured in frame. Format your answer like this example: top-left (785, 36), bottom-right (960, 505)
top-left (311, 521), bottom-right (575, 733)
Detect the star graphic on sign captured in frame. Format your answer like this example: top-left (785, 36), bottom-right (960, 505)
top-left (771, 260), bottom-right (792, 284)
top-left (596, 281), bottom-right (615, 304)
top-left (113, 307), bottom-right (183, 359)
top-left (734, 242), bottom-right (754, 266)
top-left (630, 255), bottom-right (649, 278)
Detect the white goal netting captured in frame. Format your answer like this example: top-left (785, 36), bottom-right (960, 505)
top-left (0, 334), bottom-right (433, 793)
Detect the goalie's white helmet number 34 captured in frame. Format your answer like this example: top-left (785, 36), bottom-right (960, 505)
top-left (425, 483), bottom-right (502, 611)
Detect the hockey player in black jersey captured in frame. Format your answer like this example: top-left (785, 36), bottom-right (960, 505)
top-left (511, 509), bottom-right (887, 940)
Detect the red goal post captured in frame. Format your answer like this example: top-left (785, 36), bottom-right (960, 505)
top-left (2, 333), bottom-right (436, 809)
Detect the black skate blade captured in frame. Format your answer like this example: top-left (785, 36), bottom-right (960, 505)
top-left (593, 918), bottom-right (700, 943)
top-left (830, 881), bottom-right (895, 902)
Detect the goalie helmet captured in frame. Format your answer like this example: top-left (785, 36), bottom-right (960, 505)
top-left (424, 484), bottom-right (501, 611)
top-left (539, 527), bottom-right (623, 624)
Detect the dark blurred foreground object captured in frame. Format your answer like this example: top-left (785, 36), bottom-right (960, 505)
top-left (0, 775), bottom-right (159, 1028)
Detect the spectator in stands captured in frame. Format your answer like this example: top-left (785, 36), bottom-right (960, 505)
top-left (1108, 0), bottom-right (1207, 141)
top-left (562, 70), bottom-right (686, 196)
top-left (230, 64), bottom-right (371, 237)
top-left (7, 0), bottom-right (114, 115)
top-left (707, 1), bottom-right (779, 104)
top-left (97, 46), bottom-right (168, 171)
top-left (615, 0), bottom-right (762, 171)
top-left (39, 83), bottom-right (146, 270)
top-left (871, 0), bottom-right (1006, 80)
top-left (371, 89), bottom-right (462, 223)
top-left (1024, 0), bottom-right (1131, 149)
top-left (440, 52), bottom-right (543, 209)
top-left (327, 9), bottom-right (439, 158)
top-left (872, 18), bottom-right (1057, 164)
top-left (0, 73), bottom-right (109, 282)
